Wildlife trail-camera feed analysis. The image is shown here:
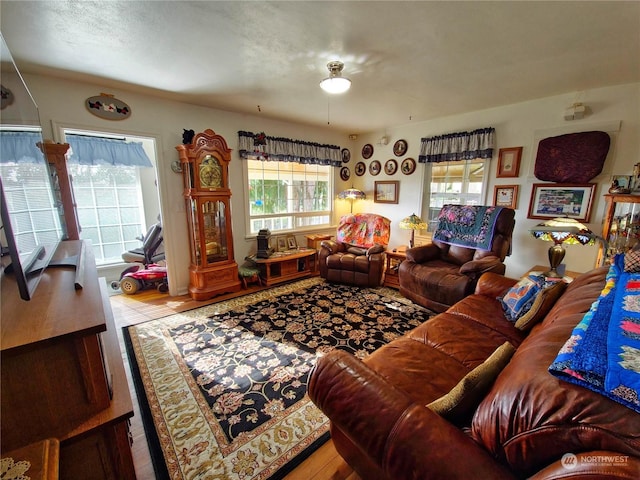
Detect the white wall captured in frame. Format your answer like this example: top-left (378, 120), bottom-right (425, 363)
top-left (25, 73), bottom-right (640, 292)
top-left (339, 83), bottom-right (640, 278)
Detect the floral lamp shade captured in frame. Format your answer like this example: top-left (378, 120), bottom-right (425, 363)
top-left (530, 217), bottom-right (596, 277)
top-left (399, 213), bottom-right (428, 248)
top-left (338, 188), bottom-right (366, 213)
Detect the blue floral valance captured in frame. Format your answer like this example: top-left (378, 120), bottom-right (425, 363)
top-left (0, 131), bottom-right (46, 164)
top-left (238, 130), bottom-right (341, 167)
top-left (418, 127), bottom-right (495, 163)
top-left (67, 134), bottom-right (153, 167)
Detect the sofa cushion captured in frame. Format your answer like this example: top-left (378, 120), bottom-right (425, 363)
top-left (428, 341), bottom-right (515, 422)
top-left (470, 267), bottom-right (640, 478)
top-left (514, 280), bottom-right (567, 332)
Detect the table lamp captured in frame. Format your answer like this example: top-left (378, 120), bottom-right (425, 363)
top-left (338, 187), bottom-right (366, 213)
top-left (530, 217), bottom-right (595, 277)
top-left (399, 213), bottom-right (428, 248)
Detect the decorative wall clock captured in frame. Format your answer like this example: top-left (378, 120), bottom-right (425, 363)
top-left (384, 159), bottom-right (398, 175)
top-left (401, 157), bottom-right (416, 175)
top-left (355, 161), bottom-right (366, 176)
top-left (393, 139), bottom-right (408, 157)
top-left (362, 144), bottom-right (374, 159)
top-left (369, 160), bottom-right (381, 176)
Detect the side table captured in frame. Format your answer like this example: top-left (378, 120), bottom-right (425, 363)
top-left (384, 250), bottom-right (406, 288)
top-left (2, 438), bottom-right (60, 480)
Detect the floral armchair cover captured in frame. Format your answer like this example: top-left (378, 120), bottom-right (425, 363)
top-left (319, 213), bottom-right (391, 287)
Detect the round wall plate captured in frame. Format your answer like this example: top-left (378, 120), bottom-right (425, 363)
top-left (362, 144), bottom-right (374, 159)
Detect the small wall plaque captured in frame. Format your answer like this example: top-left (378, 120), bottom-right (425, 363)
top-left (85, 93), bottom-right (131, 120)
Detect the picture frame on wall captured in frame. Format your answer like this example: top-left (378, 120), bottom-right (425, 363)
top-left (493, 185), bottom-right (519, 209)
top-left (527, 183), bottom-right (596, 222)
top-left (374, 180), bottom-right (399, 204)
top-left (497, 147), bottom-right (522, 178)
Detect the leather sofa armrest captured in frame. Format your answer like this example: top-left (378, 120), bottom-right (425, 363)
top-left (366, 244), bottom-right (386, 256)
top-left (320, 240), bottom-right (343, 255)
top-left (405, 243), bottom-right (440, 263)
top-left (528, 451), bottom-right (640, 479)
top-left (308, 350), bottom-right (517, 480)
top-left (475, 272), bottom-right (518, 297)
top-left (459, 256), bottom-right (503, 275)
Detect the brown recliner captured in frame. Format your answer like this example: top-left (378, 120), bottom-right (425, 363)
top-left (399, 205), bottom-right (515, 312)
top-left (319, 213), bottom-right (391, 287)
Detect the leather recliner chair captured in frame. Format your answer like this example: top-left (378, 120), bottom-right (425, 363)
top-left (399, 205), bottom-right (515, 312)
top-left (319, 213), bottom-right (391, 287)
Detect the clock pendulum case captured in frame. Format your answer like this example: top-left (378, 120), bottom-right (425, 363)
top-left (176, 129), bottom-right (241, 300)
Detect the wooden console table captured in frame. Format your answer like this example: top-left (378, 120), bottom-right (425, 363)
top-left (1, 241), bottom-right (135, 480)
top-left (252, 249), bottom-right (317, 286)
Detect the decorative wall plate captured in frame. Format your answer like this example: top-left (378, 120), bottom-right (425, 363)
top-left (401, 157), bottom-right (416, 175)
top-left (0, 84), bottom-right (14, 110)
top-left (85, 93), bottom-right (131, 120)
top-left (341, 148), bottom-right (351, 163)
top-left (355, 161), bottom-right (366, 176)
top-left (340, 166), bottom-right (350, 181)
top-left (384, 159), bottom-right (398, 175)
top-left (393, 139), bottom-right (408, 157)
top-left (362, 144), bottom-right (374, 159)
top-left (369, 160), bottom-right (381, 176)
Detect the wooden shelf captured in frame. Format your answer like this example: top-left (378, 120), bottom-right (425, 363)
top-left (252, 249), bottom-right (317, 286)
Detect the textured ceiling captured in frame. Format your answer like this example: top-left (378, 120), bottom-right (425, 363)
top-left (1, 1), bottom-right (639, 134)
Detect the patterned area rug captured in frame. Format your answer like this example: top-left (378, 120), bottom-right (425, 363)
top-left (124, 277), bottom-right (435, 479)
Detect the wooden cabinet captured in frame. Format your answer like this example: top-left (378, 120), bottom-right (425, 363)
top-left (598, 194), bottom-right (640, 266)
top-left (251, 249), bottom-right (317, 286)
top-left (1, 241), bottom-right (135, 480)
top-left (177, 129), bottom-right (241, 300)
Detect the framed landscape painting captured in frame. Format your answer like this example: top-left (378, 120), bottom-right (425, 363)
top-left (527, 183), bottom-right (596, 222)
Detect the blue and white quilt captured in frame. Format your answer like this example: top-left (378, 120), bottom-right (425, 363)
top-left (549, 254), bottom-right (640, 413)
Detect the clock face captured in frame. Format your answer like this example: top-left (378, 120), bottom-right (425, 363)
top-left (199, 155), bottom-right (222, 188)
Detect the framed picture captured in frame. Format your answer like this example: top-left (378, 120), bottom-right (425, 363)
top-left (374, 180), bottom-right (399, 204)
top-left (611, 174), bottom-right (632, 190)
top-left (341, 148), bottom-right (350, 163)
top-left (340, 166), bottom-right (350, 181)
top-left (286, 235), bottom-right (298, 249)
top-left (393, 139), bottom-right (408, 157)
top-left (362, 144), bottom-right (374, 159)
top-left (277, 236), bottom-right (287, 252)
top-left (355, 161), bottom-right (366, 176)
top-left (493, 185), bottom-right (519, 209)
top-left (527, 183), bottom-right (596, 222)
top-left (497, 147), bottom-right (522, 178)
top-left (401, 157), bottom-right (416, 175)
top-left (369, 160), bottom-right (381, 176)
top-left (384, 159), bottom-right (398, 175)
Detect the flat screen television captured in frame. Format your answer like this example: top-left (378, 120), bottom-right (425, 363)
top-left (0, 33), bottom-right (66, 300)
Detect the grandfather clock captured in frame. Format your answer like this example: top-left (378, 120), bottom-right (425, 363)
top-left (176, 129), bottom-right (241, 300)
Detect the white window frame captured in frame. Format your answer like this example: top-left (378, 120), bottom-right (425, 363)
top-left (242, 157), bottom-right (334, 236)
top-left (421, 158), bottom-right (489, 231)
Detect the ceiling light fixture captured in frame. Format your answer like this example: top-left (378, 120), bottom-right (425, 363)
top-left (319, 61), bottom-right (351, 94)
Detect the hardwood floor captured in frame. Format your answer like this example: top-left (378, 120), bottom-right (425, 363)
top-left (110, 283), bottom-right (360, 480)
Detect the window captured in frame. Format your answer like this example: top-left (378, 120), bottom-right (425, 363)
top-left (246, 159), bottom-right (332, 235)
top-left (68, 163), bottom-right (146, 264)
top-left (426, 159), bottom-right (488, 230)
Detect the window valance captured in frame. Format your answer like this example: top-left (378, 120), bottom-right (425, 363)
top-left (66, 134), bottom-right (153, 167)
top-left (238, 130), bottom-right (341, 166)
top-left (418, 127), bottom-right (495, 163)
top-left (0, 131), bottom-right (45, 164)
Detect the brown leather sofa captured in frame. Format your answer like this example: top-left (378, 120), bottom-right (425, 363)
top-left (309, 267), bottom-right (640, 479)
top-left (399, 206), bottom-right (515, 312)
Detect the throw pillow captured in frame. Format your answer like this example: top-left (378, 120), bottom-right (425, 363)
top-left (624, 250), bottom-right (640, 273)
top-left (514, 280), bottom-right (567, 331)
top-left (427, 342), bottom-right (516, 421)
top-left (499, 274), bottom-right (546, 321)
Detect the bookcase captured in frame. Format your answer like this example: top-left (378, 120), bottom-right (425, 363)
top-left (598, 194), bottom-right (640, 266)
top-left (1, 241), bottom-right (136, 479)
